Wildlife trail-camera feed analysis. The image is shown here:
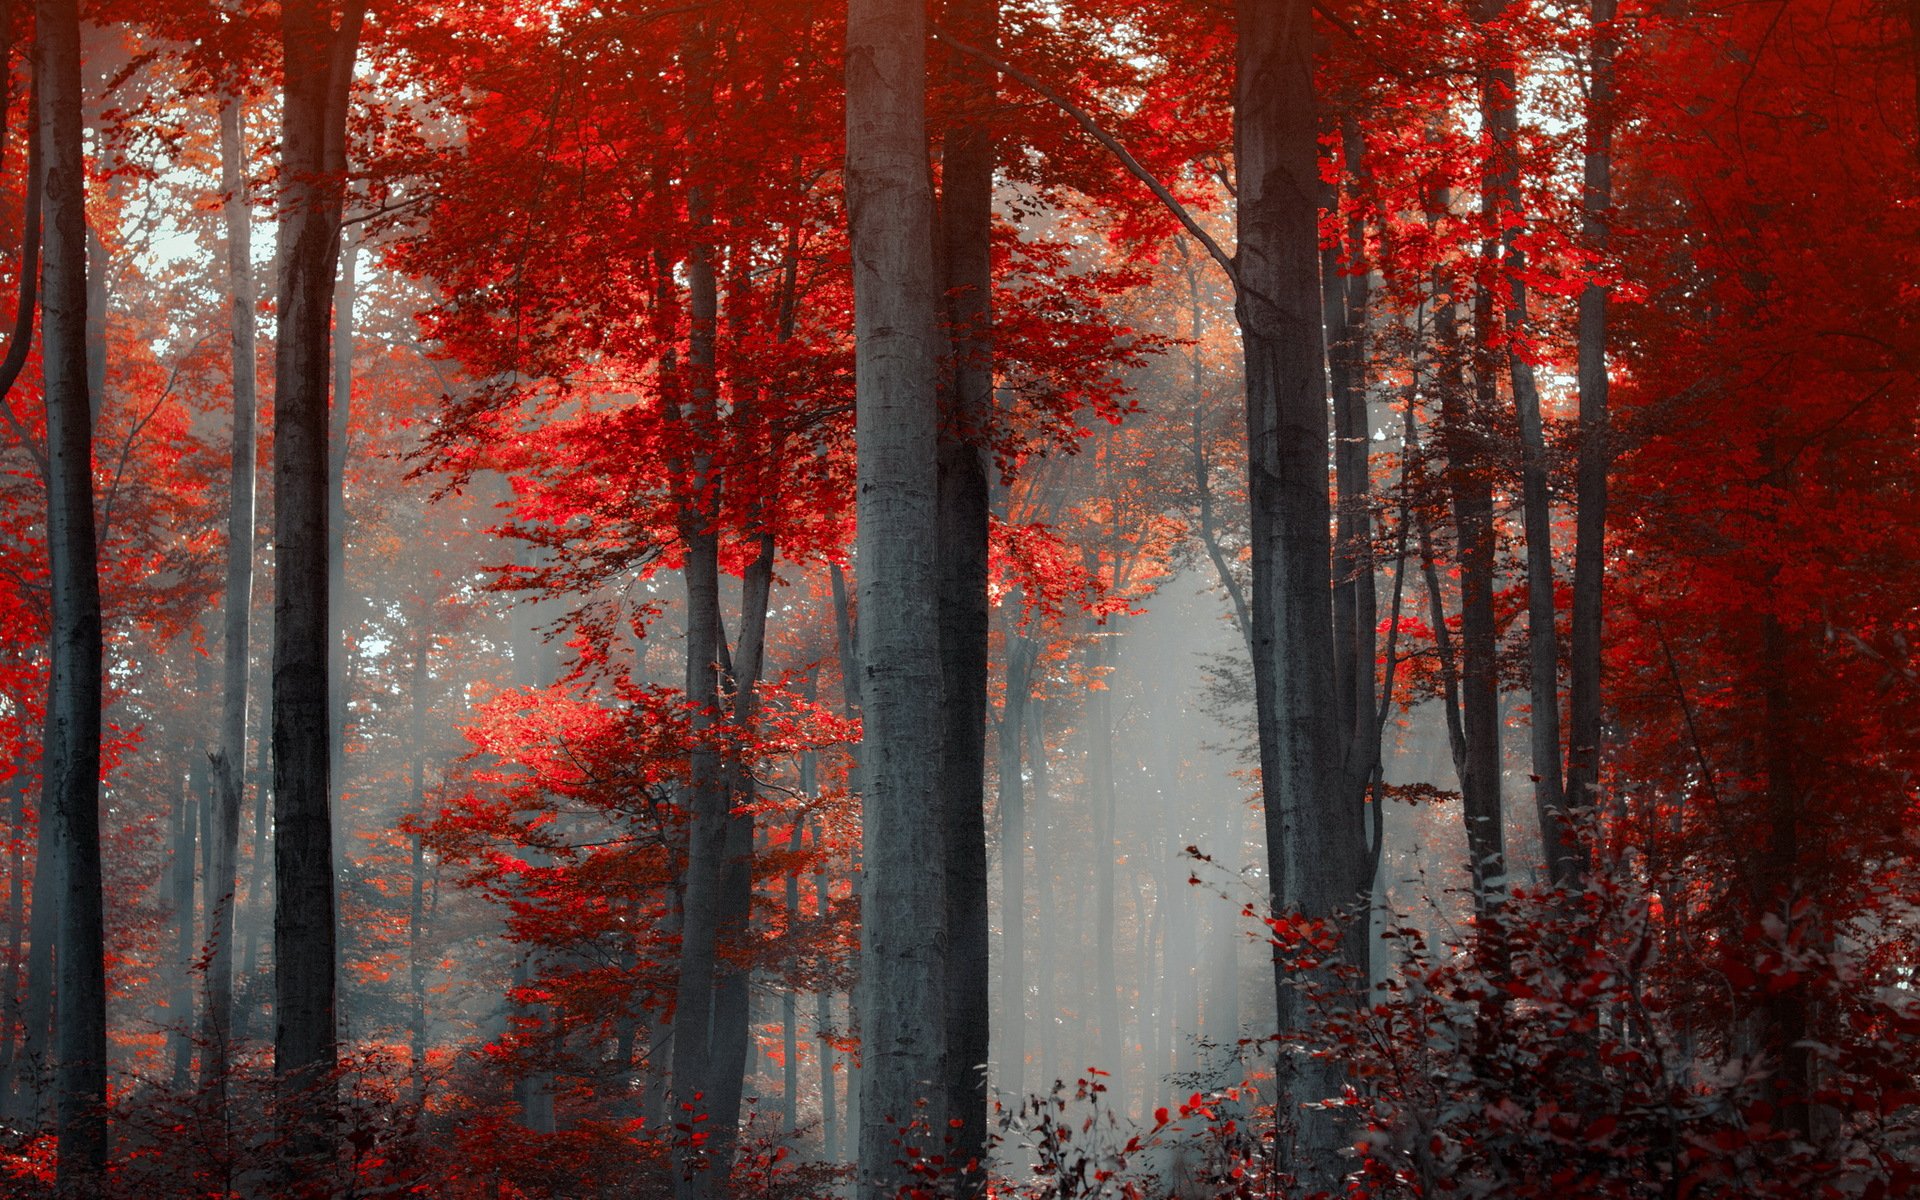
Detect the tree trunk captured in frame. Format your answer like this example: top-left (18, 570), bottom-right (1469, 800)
top-left (38, 0), bottom-right (108, 1181)
top-left (1234, 1), bottom-right (1365, 1184)
top-left (847, 0), bottom-right (949, 1190)
top-left (1445, 237), bottom-right (1506, 918)
top-left (1027, 694), bottom-right (1055, 1081)
top-left (326, 227), bottom-right (356, 870)
top-left (667, 72), bottom-right (728, 1181)
top-left (1477, 1), bottom-right (1567, 881)
top-left (703, 538), bottom-right (778, 1176)
top-left (0, 784), bottom-right (24, 1087)
top-left (1086, 635), bottom-right (1123, 1096)
top-left (170, 769), bottom-right (197, 1091)
top-left (1561, 0), bottom-right (1617, 886)
top-left (271, 0), bottom-right (364, 1173)
top-left (997, 631), bottom-right (1033, 1105)
top-left (407, 630), bottom-right (430, 1105)
top-left (934, 2), bottom-right (995, 1186)
top-left (202, 92), bottom-right (260, 1105)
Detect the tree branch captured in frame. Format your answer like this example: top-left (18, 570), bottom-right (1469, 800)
top-left (930, 25), bottom-right (1239, 289)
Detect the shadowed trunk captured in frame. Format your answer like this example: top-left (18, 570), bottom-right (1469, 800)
top-left (170, 768), bottom-right (197, 1091)
top-left (934, 0), bottom-right (996, 1183)
top-left (1235, 1), bottom-right (1366, 1183)
top-left (270, 0), bottom-right (364, 1173)
top-left (847, 0), bottom-right (949, 1190)
top-left (39, 0), bottom-right (108, 1180)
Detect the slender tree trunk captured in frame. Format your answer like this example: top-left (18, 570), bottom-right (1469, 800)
top-left (0, 784), bottom-right (23, 1087)
top-left (667, 78), bottom-right (727, 1185)
top-left (934, 2), bottom-right (995, 1186)
top-left (847, 0), bottom-right (949, 1190)
top-left (407, 630), bottom-right (429, 1105)
top-left (997, 631), bottom-right (1033, 1105)
top-left (38, 0), bottom-right (107, 1180)
top-left (1477, 1), bottom-right (1567, 880)
top-left (1086, 636), bottom-right (1122, 1094)
top-left (815, 857), bottom-right (838, 1161)
top-left (236, 694), bottom-right (270, 1039)
top-left (704, 537), bottom-right (777, 1175)
top-left (1027, 694), bottom-right (1055, 1082)
top-left (170, 770), bottom-right (198, 1091)
top-left (1235, 1), bottom-right (1365, 1183)
top-left (1561, 0), bottom-right (1617, 886)
top-left (326, 227), bottom-right (356, 869)
top-left (1446, 240), bottom-right (1506, 918)
top-left (202, 93), bottom-right (260, 1105)
top-left (271, 0), bottom-right (364, 1174)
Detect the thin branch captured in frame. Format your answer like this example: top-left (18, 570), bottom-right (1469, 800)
top-left (930, 26), bottom-right (1239, 288)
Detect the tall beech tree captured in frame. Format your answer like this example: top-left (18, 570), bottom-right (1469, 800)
top-left (38, 0), bottom-right (107, 1183)
top-left (270, 0), bottom-right (363, 1169)
top-left (1235, 0), bottom-right (1367, 1182)
top-left (845, 0), bottom-right (949, 1191)
top-left (202, 90), bottom-right (259, 1106)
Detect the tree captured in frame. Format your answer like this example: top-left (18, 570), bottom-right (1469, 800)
top-left (1234, 0), bottom-right (1366, 1183)
top-left (271, 0), bottom-right (364, 1173)
top-left (202, 88), bottom-right (260, 1107)
top-left (38, 0), bottom-right (108, 1183)
top-left (845, 0), bottom-right (949, 1192)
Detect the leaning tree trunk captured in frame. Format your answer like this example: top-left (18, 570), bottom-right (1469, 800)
top-left (202, 92), bottom-right (260, 1105)
top-left (934, 0), bottom-right (995, 1185)
top-left (1561, 0), bottom-right (1617, 886)
top-left (1234, 0), bottom-right (1366, 1186)
top-left (997, 630), bottom-right (1035, 1105)
top-left (38, 0), bottom-right (107, 1182)
top-left (847, 0), bottom-right (949, 1189)
top-left (271, 0), bottom-right (364, 1175)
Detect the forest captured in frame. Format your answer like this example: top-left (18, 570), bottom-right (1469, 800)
top-left (0, 0), bottom-right (1916, 1195)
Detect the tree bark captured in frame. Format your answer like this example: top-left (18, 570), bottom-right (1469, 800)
top-left (170, 769), bottom-right (197, 1092)
top-left (271, 0), bottom-right (363, 1174)
top-left (326, 227), bottom-right (356, 869)
top-left (934, 0), bottom-right (995, 1185)
top-left (38, 0), bottom-right (108, 1181)
top-left (1561, 0), bottom-right (1617, 886)
top-left (1235, 1), bottom-right (1365, 1184)
top-left (202, 92), bottom-right (260, 1104)
top-left (1477, 0), bottom-right (1567, 882)
top-left (997, 630), bottom-right (1034, 1105)
top-left (847, 0), bottom-right (949, 1185)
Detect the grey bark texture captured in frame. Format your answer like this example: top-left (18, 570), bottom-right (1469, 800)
top-left (846, 0), bottom-right (949, 1189)
top-left (203, 93), bottom-right (259, 1103)
top-left (935, 0), bottom-right (995, 1184)
top-left (38, 0), bottom-right (108, 1182)
top-left (1234, 0), bottom-right (1366, 1184)
top-left (271, 0), bottom-right (363, 1173)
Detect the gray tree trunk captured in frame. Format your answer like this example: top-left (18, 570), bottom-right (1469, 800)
top-left (1562, 0), bottom-right (1617, 886)
top-left (170, 769), bottom-right (197, 1091)
top-left (1235, 1), bottom-right (1365, 1185)
top-left (270, 0), bottom-right (363, 1172)
top-left (934, 0), bottom-right (995, 1185)
top-left (202, 93), bottom-right (259, 1104)
top-left (326, 228), bottom-right (356, 870)
top-left (1477, 0), bottom-right (1567, 880)
top-left (996, 630), bottom-right (1034, 1105)
top-left (667, 101), bottom-right (727, 1190)
top-left (0, 784), bottom-right (24, 1086)
top-left (847, 0), bottom-right (949, 1187)
top-left (38, 0), bottom-right (107, 1180)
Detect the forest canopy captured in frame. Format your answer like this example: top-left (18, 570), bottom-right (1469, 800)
top-left (0, 0), bottom-right (1917, 1197)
